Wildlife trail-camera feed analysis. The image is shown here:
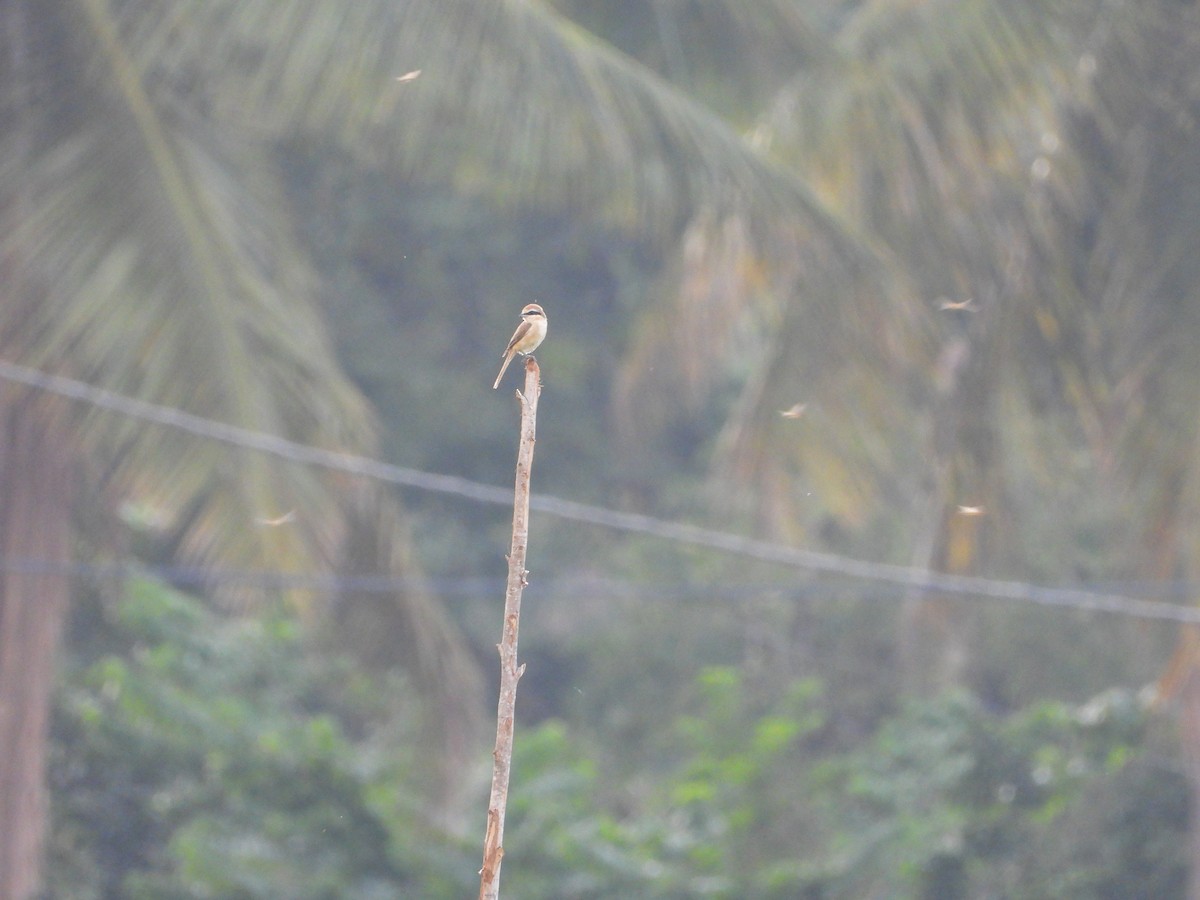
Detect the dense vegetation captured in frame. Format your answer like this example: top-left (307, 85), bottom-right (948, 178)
top-left (50, 579), bottom-right (1187, 897)
top-left (3, 0), bottom-right (1200, 896)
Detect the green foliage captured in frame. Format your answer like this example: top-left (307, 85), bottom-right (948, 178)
top-left (49, 578), bottom-right (474, 898)
top-left (506, 671), bottom-right (1184, 899)
top-left (662, 668), bottom-right (824, 892)
top-left (812, 691), bottom-right (1186, 899)
top-left (51, 594), bottom-right (1186, 898)
top-left (499, 666), bottom-right (826, 899)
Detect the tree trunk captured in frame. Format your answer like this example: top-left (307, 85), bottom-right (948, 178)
top-left (0, 391), bottom-right (74, 900)
top-left (1177, 663), bottom-right (1200, 900)
top-left (899, 335), bottom-right (991, 696)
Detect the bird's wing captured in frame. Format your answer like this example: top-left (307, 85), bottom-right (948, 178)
top-left (503, 320), bottom-right (532, 355)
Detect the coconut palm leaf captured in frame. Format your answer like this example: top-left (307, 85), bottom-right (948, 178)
top-left (699, 0), bottom-right (1105, 535)
top-left (100, 0), bottom-right (864, 246)
top-left (548, 0), bottom-right (834, 120)
top-left (3, 3), bottom-right (373, 583)
top-left (2, 7), bottom-right (519, 884)
top-left (69, 0), bottom-right (899, 547)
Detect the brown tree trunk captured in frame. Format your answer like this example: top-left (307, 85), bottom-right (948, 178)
top-left (0, 391), bottom-right (75, 900)
top-left (1177, 664), bottom-right (1200, 900)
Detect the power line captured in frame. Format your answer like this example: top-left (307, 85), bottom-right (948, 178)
top-left (0, 359), bottom-right (513, 507)
top-left (0, 358), bottom-right (1195, 626)
top-left (3, 556), bottom-right (1196, 623)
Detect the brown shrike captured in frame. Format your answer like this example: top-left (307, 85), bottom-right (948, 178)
top-left (493, 303), bottom-right (547, 389)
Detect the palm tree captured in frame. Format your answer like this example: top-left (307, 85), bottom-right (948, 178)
top-left (30, 0), bottom-right (1196, 893)
top-left (596, 0), bottom-right (1200, 888)
top-left (734, 0), bottom-right (1200, 696)
top-left (0, 1), bottom-right (895, 895)
top-left (602, 0), bottom-right (1099, 683)
top-left (756, 0), bottom-right (1103, 691)
top-left (0, 3), bottom-right (408, 893)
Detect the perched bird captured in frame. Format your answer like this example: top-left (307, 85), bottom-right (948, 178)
top-left (493, 303), bottom-right (548, 389)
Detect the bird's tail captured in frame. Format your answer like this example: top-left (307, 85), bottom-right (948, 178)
top-left (492, 352), bottom-right (514, 390)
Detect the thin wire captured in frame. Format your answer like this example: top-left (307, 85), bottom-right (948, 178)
top-left (4, 556), bottom-right (1197, 623)
top-left (0, 359), bottom-right (513, 506)
top-left (1, 358), bottom-right (1195, 625)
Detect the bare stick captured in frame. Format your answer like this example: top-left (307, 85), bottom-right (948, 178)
top-left (479, 356), bottom-right (541, 900)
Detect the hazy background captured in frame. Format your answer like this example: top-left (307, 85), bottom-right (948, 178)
top-left (3, 1), bottom-right (1199, 897)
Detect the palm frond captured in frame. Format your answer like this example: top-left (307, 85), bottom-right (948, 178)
top-left (2, 2), bottom-right (375, 582)
top-left (549, 0), bottom-right (834, 120)
top-left (690, 0), bottom-right (1107, 536)
top-left (105, 0), bottom-right (861, 247)
top-left (763, 0), bottom-right (1095, 247)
